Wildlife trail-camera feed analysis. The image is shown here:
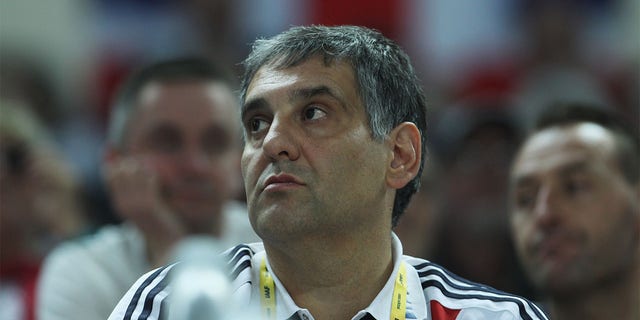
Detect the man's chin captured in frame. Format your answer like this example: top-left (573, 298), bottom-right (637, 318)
top-left (532, 264), bottom-right (587, 297)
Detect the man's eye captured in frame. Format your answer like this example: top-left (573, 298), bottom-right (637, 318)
top-left (147, 128), bottom-right (181, 153)
top-left (303, 106), bottom-right (327, 121)
top-left (202, 127), bottom-right (231, 155)
top-left (565, 178), bottom-right (590, 196)
top-left (515, 193), bottom-right (534, 209)
top-left (248, 118), bottom-right (269, 133)
top-left (513, 187), bottom-right (537, 211)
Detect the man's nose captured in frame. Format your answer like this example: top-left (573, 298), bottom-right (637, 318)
top-left (533, 185), bottom-right (560, 227)
top-left (262, 118), bottom-right (300, 162)
top-left (180, 148), bottom-right (214, 174)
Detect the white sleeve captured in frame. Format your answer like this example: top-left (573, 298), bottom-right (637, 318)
top-left (36, 244), bottom-right (108, 320)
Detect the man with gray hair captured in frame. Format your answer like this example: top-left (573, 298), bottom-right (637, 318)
top-left (109, 26), bottom-right (548, 320)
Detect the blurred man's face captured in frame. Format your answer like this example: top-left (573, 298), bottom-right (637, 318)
top-left (509, 123), bottom-right (639, 297)
top-left (123, 80), bottom-right (241, 232)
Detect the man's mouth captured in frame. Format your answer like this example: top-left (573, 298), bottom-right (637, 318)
top-left (262, 173), bottom-right (305, 192)
top-left (531, 232), bottom-right (580, 264)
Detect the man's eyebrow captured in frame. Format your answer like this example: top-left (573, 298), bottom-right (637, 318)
top-left (241, 97), bottom-right (268, 120)
top-left (511, 174), bottom-right (535, 189)
top-left (558, 161), bottom-right (590, 177)
top-left (289, 85), bottom-right (347, 109)
top-left (511, 160), bottom-right (591, 187)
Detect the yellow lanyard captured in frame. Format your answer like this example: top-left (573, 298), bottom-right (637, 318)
top-left (259, 259), bottom-right (408, 320)
top-left (390, 262), bottom-right (408, 320)
top-left (260, 259), bottom-right (277, 320)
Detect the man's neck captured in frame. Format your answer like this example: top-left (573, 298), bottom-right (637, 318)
top-left (264, 229), bottom-right (394, 320)
top-left (549, 263), bottom-right (640, 320)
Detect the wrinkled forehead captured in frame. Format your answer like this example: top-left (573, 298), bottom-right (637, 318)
top-left (243, 54), bottom-right (356, 98)
top-left (245, 57), bottom-right (358, 99)
top-left (255, 54), bottom-right (353, 80)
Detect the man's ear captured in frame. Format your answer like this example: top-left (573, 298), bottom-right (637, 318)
top-left (386, 122), bottom-right (421, 189)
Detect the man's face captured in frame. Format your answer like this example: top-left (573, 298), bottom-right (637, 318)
top-left (509, 123), bottom-right (639, 296)
top-left (123, 80), bottom-right (241, 230)
top-left (241, 57), bottom-right (390, 242)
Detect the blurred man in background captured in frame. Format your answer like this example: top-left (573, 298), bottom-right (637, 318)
top-left (509, 103), bottom-right (639, 319)
top-left (36, 57), bottom-right (258, 320)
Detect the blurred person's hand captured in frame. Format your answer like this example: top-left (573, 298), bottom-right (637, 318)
top-left (103, 156), bottom-right (186, 266)
top-left (29, 150), bottom-right (86, 241)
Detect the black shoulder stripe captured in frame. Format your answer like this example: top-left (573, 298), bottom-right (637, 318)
top-left (419, 267), bottom-right (539, 301)
top-left (412, 261), bottom-right (545, 319)
top-left (224, 244), bottom-right (253, 263)
top-left (418, 268), bottom-right (489, 291)
top-left (224, 244), bottom-right (253, 281)
top-left (422, 279), bottom-right (537, 320)
top-left (414, 261), bottom-right (492, 290)
top-left (136, 267), bottom-right (173, 320)
top-left (419, 268), bottom-right (546, 320)
top-left (411, 261), bottom-right (432, 271)
top-left (123, 264), bottom-right (172, 320)
top-left (230, 259), bottom-right (252, 280)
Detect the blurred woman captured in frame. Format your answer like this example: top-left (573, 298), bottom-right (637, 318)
top-left (0, 101), bottom-right (87, 320)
